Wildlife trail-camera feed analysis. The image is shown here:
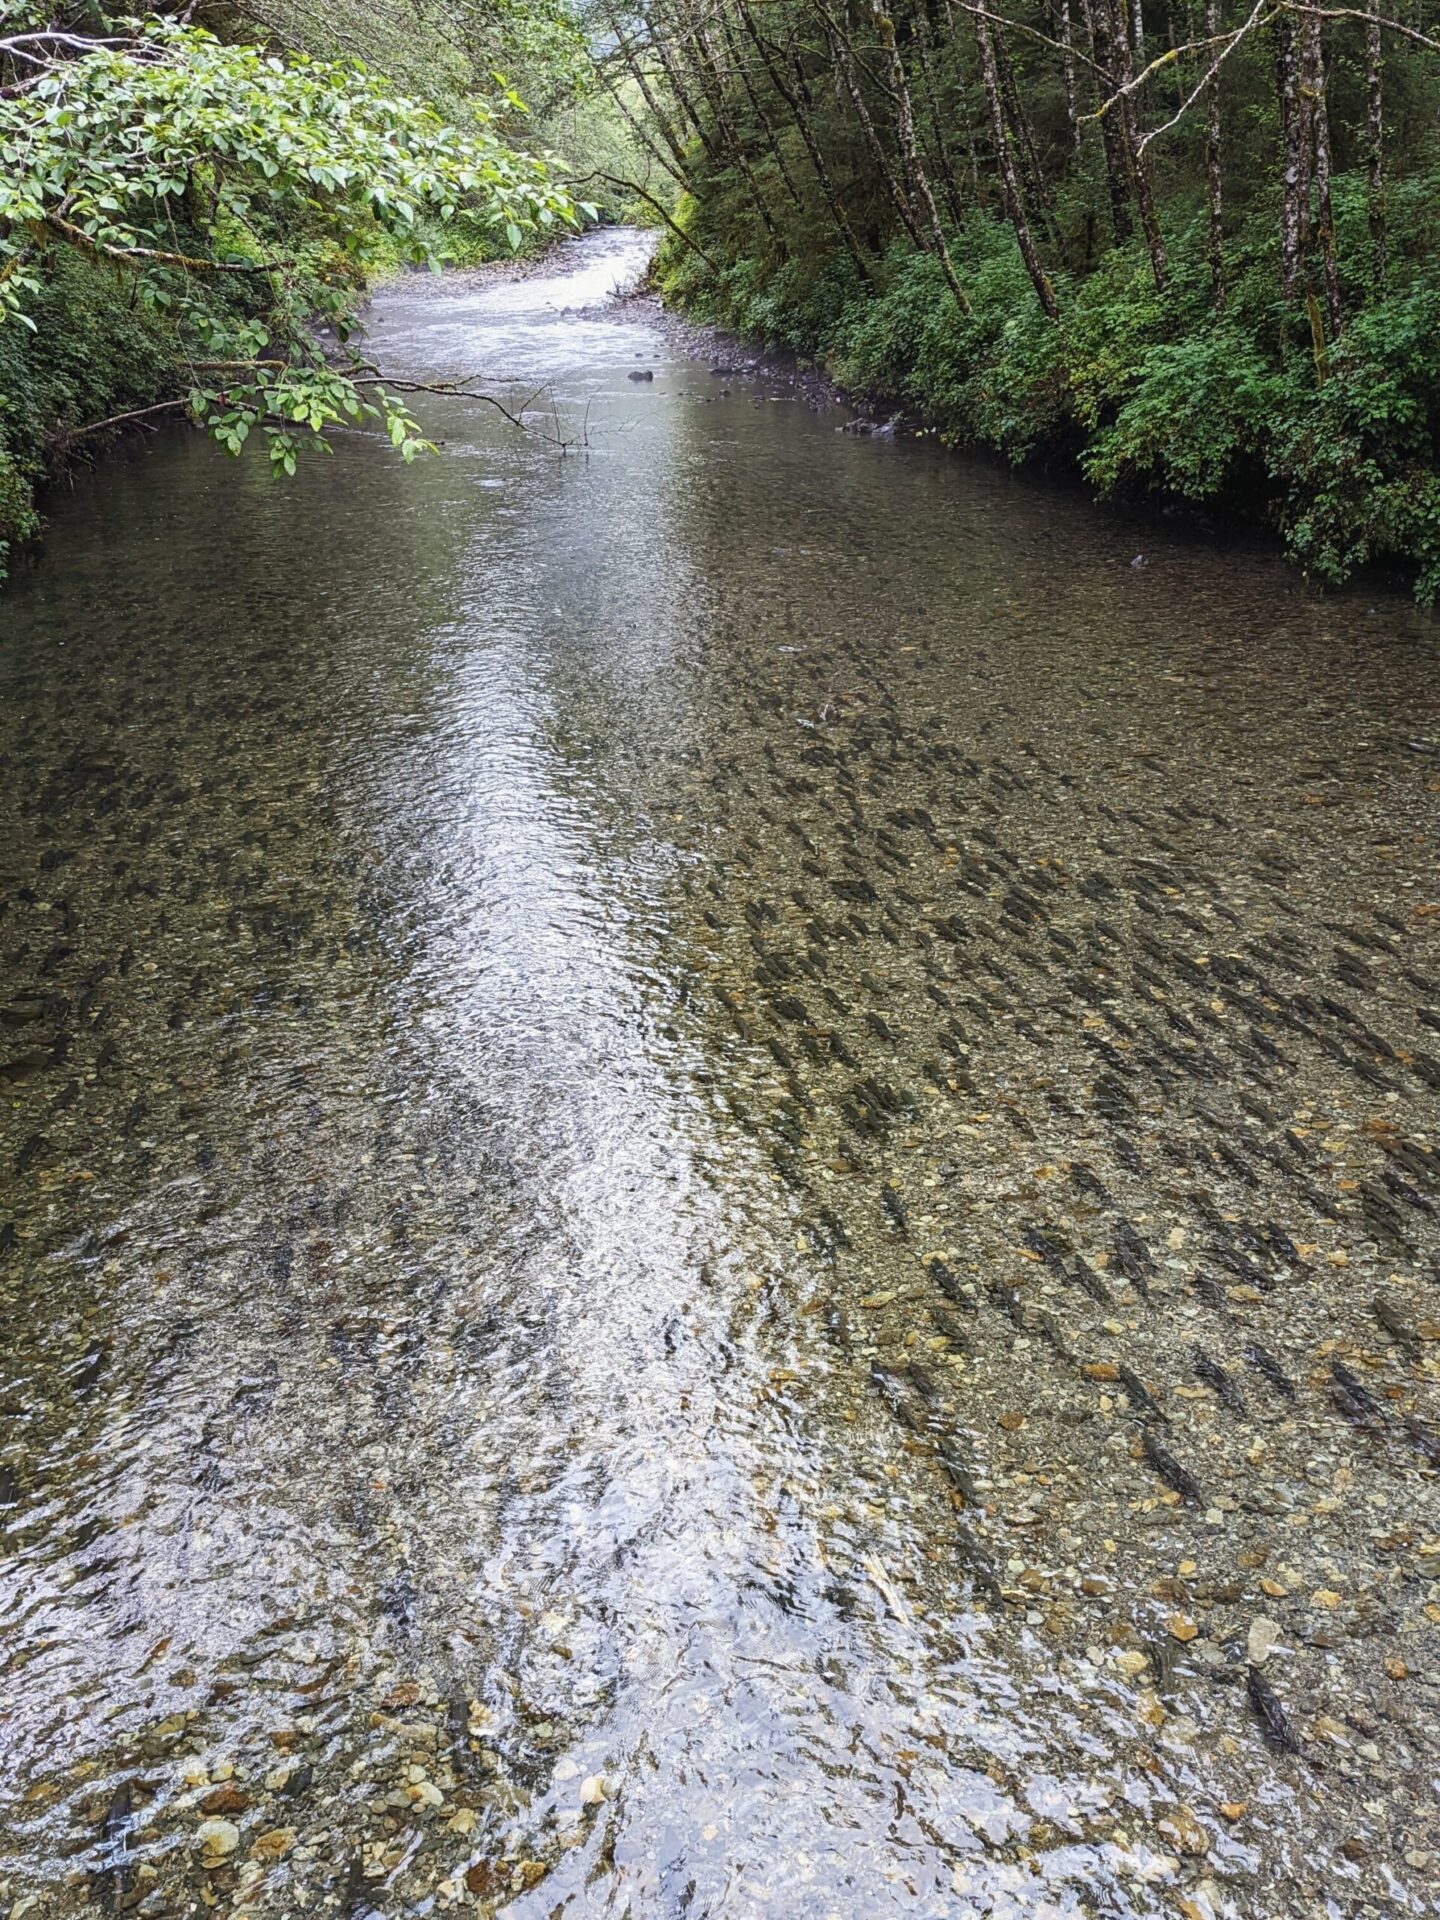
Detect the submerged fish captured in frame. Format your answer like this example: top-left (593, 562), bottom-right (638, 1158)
top-left (1141, 1428), bottom-right (1203, 1505)
top-left (1244, 1342), bottom-right (1296, 1402)
top-left (1246, 1664), bottom-right (1302, 1754)
top-left (1192, 1350), bottom-right (1246, 1413)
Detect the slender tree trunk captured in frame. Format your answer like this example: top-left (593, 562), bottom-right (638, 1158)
top-left (644, 3), bottom-right (719, 160)
top-left (1058, 0), bottom-right (1082, 150)
top-left (1365, 0), bottom-right (1386, 284)
top-left (736, 0), bottom-right (877, 282)
top-left (1080, 0), bottom-right (1133, 243)
top-left (869, 1), bottom-right (972, 308)
top-left (612, 22), bottom-right (692, 181)
top-left (818, 0), bottom-right (926, 250)
top-left (974, 12), bottom-right (1060, 316)
top-left (608, 79), bottom-right (696, 196)
top-left (1204, 0), bottom-right (1223, 311)
top-left (679, 13), bottom-right (782, 241)
top-left (1302, 6), bottom-right (1342, 337)
top-left (1131, 0), bottom-right (1145, 62)
top-left (1273, 12), bottom-right (1306, 305)
top-left (993, 24), bottom-right (1061, 252)
top-left (1107, 0), bottom-right (1167, 294)
top-left (719, 5), bottom-right (806, 211)
top-left (915, 9), bottom-right (967, 224)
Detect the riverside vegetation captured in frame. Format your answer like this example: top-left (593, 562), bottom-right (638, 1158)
top-left (599, 0), bottom-right (1440, 599)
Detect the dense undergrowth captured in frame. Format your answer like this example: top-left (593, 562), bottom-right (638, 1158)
top-left (659, 173), bottom-right (1440, 600)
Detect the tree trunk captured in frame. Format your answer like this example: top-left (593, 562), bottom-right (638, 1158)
top-left (1365, 0), bottom-right (1385, 285)
top-left (1204, 0), bottom-right (1223, 311)
top-left (1302, 6), bottom-right (1342, 338)
top-left (1079, 0), bottom-right (1133, 243)
top-left (1272, 12), bottom-right (1306, 305)
top-left (993, 22), bottom-right (1061, 253)
top-left (819, 0), bottom-right (926, 251)
top-left (679, 14), bottom-right (782, 241)
top-left (736, 0), bottom-right (877, 282)
top-left (869, 1), bottom-right (972, 309)
top-left (719, 4), bottom-right (806, 211)
top-left (610, 22), bottom-right (694, 185)
top-left (643, 3), bottom-right (719, 161)
top-left (915, 8), bottom-right (967, 225)
top-left (1107, 0), bottom-right (1167, 294)
top-left (1058, 0), bottom-right (1082, 150)
top-left (974, 12), bottom-right (1060, 316)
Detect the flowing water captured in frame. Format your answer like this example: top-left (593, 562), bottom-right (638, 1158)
top-left (1, 229), bottom-right (1438, 1920)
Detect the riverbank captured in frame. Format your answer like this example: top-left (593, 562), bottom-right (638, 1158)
top-left (654, 206), bottom-right (1440, 606)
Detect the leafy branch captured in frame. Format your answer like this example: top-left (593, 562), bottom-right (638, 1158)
top-left (0, 11), bottom-right (589, 475)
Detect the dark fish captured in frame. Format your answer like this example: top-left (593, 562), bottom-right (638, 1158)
top-left (93, 1779), bottom-right (135, 1911)
top-left (823, 1304), bottom-right (853, 1354)
top-left (1244, 1342), bottom-right (1296, 1401)
top-left (14, 1133), bottom-right (48, 1174)
top-left (1192, 1350), bottom-right (1246, 1413)
top-left (928, 1305), bottom-right (971, 1353)
top-left (1069, 1257), bottom-right (1113, 1306)
top-left (936, 1433), bottom-right (980, 1503)
top-left (1032, 1308), bottom-right (1072, 1360)
top-left (1371, 1293), bottom-right (1420, 1357)
top-left (1117, 1363), bottom-right (1167, 1423)
top-left (1191, 1271), bottom-right (1228, 1310)
top-left (928, 1259), bottom-right (975, 1311)
top-left (1113, 1228), bottom-right (1159, 1305)
top-left (954, 1521), bottom-right (1002, 1602)
top-left (1330, 1360), bottom-right (1385, 1429)
top-left (1246, 1664), bottom-right (1302, 1754)
top-left (869, 1362), bottom-right (919, 1433)
top-left (73, 1340), bottom-right (108, 1393)
top-left (987, 1280), bottom-right (1028, 1332)
top-left (880, 1185), bottom-right (909, 1234)
top-left (1402, 1415), bottom-right (1440, 1469)
top-left (1021, 1226), bottom-right (1069, 1273)
top-left (1261, 1220), bottom-right (1301, 1266)
top-left (1141, 1428), bottom-right (1203, 1504)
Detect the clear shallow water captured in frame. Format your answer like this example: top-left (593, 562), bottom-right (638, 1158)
top-left (0, 228), bottom-right (1438, 1919)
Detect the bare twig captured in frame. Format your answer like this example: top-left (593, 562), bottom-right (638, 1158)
top-left (63, 399), bottom-right (188, 440)
top-left (571, 170), bottom-right (719, 271)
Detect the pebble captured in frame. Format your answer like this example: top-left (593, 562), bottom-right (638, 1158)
top-left (1247, 1616), bottom-right (1282, 1665)
top-left (195, 1818), bottom-right (240, 1860)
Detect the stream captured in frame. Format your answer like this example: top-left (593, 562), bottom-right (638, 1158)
top-left (1, 227), bottom-right (1438, 1918)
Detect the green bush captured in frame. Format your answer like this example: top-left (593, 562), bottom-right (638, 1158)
top-left (658, 171), bottom-right (1440, 601)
